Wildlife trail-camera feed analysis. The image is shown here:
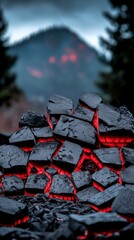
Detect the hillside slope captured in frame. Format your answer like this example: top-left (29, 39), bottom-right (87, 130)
top-left (11, 27), bottom-right (102, 102)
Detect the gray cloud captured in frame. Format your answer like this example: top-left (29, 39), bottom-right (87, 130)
top-left (1, 0), bottom-right (111, 50)
top-left (2, 0), bottom-right (109, 12)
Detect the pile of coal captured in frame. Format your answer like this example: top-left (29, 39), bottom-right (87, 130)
top-left (0, 93), bottom-right (134, 240)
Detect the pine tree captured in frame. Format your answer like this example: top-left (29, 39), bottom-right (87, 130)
top-left (97, 0), bottom-right (134, 113)
top-left (0, 7), bottom-right (20, 105)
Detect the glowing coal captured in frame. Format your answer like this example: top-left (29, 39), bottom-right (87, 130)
top-left (0, 93), bottom-right (134, 240)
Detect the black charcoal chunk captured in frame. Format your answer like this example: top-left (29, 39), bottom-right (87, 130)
top-left (9, 127), bottom-right (35, 147)
top-left (54, 115), bottom-right (97, 147)
top-left (71, 171), bottom-right (92, 191)
top-left (112, 188), bottom-right (134, 216)
top-left (69, 212), bottom-right (127, 231)
top-left (122, 147), bottom-right (134, 165)
top-left (0, 227), bottom-right (43, 240)
top-left (120, 223), bottom-right (134, 240)
top-left (98, 104), bottom-right (134, 135)
top-left (0, 133), bottom-right (10, 145)
top-left (50, 116), bottom-right (57, 127)
top-left (121, 165), bottom-right (134, 184)
top-left (89, 183), bottom-right (124, 207)
top-left (72, 105), bottom-right (94, 122)
top-left (32, 126), bottom-right (53, 138)
top-left (79, 93), bottom-right (102, 109)
top-left (50, 174), bottom-right (74, 195)
top-left (0, 145), bottom-right (28, 173)
top-left (2, 176), bottom-right (24, 195)
top-left (47, 94), bottom-right (73, 116)
top-left (93, 147), bottom-right (122, 167)
top-left (98, 103), bottom-right (120, 127)
top-left (77, 186), bottom-right (99, 202)
top-left (0, 196), bottom-right (27, 224)
top-left (92, 167), bottom-right (118, 188)
top-left (45, 167), bottom-right (58, 176)
top-left (19, 111), bottom-right (48, 127)
top-left (81, 160), bottom-right (99, 173)
top-left (52, 141), bottom-right (82, 172)
top-left (25, 174), bottom-right (49, 193)
top-left (29, 141), bottom-right (59, 163)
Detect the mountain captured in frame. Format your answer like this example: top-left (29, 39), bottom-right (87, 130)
top-left (10, 27), bottom-right (103, 103)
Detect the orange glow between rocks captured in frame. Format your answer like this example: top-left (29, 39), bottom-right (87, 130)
top-left (83, 147), bottom-right (91, 154)
top-left (49, 193), bottom-right (75, 201)
top-left (24, 190), bottom-right (35, 197)
top-left (0, 216), bottom-right (29, 227)
top-left (46, 112), bottom-right (53, 129)
top-left (92, 110), bottom-right (98, 131)
top-left (21, 147), bottom-right (33, 152)
top-left (27, 162), bottom-right (45, 175)
top-left (99, 135), bottom-right (134, 147)
top-left (120, 214), bottom-right (134, 223)
top-left (119, 150), bottom-right (125, 167)
top-left (74, 152), bottom-right (87, 171)
top-left (37, 137), bottom-right (55, 143)
top-left (90, 204), bottom-right (111, 212)
top-left (93, 181), bottom-right (104, 192)
top-left (89, 153), bottom-right (103, 169)
top-left (50, 163), bottom-right (71, 177)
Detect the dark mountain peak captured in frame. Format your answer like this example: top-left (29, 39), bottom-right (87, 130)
top-left (12, 26), bottom-right (96, 53)
top-left (10, 26), bottom-right (102, 103)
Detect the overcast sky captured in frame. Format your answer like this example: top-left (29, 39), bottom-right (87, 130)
top-left (1, 0), bottom-right (112, 51)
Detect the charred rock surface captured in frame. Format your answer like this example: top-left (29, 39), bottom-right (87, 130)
top-left (72, 105), bottom-right (94, 122)
top-left (25, 174), bottom-right (49, 193)
top-left (2, 176), bottom-right (24, 195)
top-left (112, 188), bottom-right (134, 216)
top-left (54, 115), bottom-right (97, 147)
top-left (0, 93), bottom-right (134, 239)
top-left (121, 165), bottom-right (134, 184)
top-left (88, 183), bottom-right (124, 207)
top-left (92, 167), bottom-right (118, 188)
top-left (50, 174), bottom-right (74, 195)
top-left (0, 196), bottom-right (27, 224)
top-left (9, 127), bottom-right (36, 147)
top-left (79, 93), bottom-right (102, 109)
top-left (93, 147), bottom-right (122, 167)
top-left (52, 140), bottom-right (82, 171)
top-left (32, 126), bottom-right (53, 139)
top-left (29, 141), bottom-right (59, 163)
top-left (19, 111), bottom-right (48, 127)
top-left (0, 145), bottom-right (28, 173)
top-left (47, 94), bottom-right (73, 116)
top-left (69, 212), bottom-right (127, 231)
top-left (71, 171), bottom-right (92, 191)
top-left (76, 186), bottom-right (99, 202)
top-left (122, 147), bottom-right (134, 165)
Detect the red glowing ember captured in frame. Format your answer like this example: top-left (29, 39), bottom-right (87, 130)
top-left (61, 49), bottom-right (77, 63)
top-left (49, 56), bottom-right (56, 64)
top-left (27, 67), bottom-right (43, 78)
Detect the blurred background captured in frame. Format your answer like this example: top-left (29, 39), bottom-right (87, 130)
top-left (0, 0), bottom-right (134, 132)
